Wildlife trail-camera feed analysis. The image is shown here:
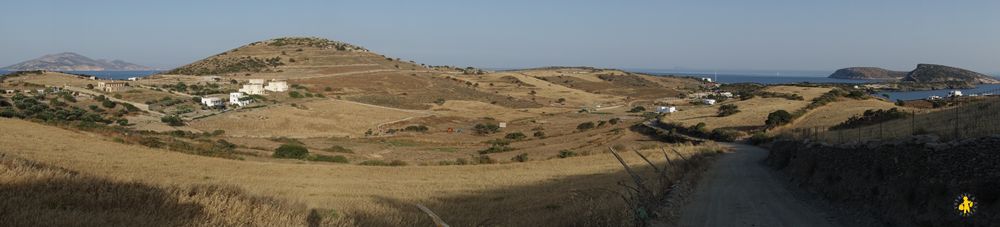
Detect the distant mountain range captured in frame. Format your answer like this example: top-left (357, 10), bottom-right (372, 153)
top-left (829, 64), bottom-right (999, 84)
top-left (2, 52), bottom-right (154, 71)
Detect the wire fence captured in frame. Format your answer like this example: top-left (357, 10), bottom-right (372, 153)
top-left (783, 94), bottom-right (1000, 144)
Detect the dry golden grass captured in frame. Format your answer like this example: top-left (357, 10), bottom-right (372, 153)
top-left (0, 118), bottom-right (722, 226)
top-left (814, 97), bottom-right (1000, 142)
top-left (763, 86), bottom-right (832, 100)
top-left (3, 72), bottom-right (96, 88)
top-left (189, 99), bottom-right (423, 138)
top-left (660, 97), bottom-right (810, 130)
top-left (430, 100), bottom-right (537, 122)
top-left (0, 153), bottom-right (314, 227)
top-left (788, 98), bottom-right (910, 129)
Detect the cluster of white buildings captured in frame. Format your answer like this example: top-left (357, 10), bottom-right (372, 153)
top-left (656, 106), bottom-right (678, 113)
top-left (201, 79), bottom-right (289, 108)
top-left (238, 79), bottom-right (288, 95)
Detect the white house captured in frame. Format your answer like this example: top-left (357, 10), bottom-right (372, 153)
top-left (949, 90), bottom-right (963, 97)
top-left (719, 92), bottom-right (734, 98)
top-left (230, 92), bottom-right (253, 106)
top-left (702, 99), bottom-right (717, 105)
top-left (200, 97), bottom-right (224, 107)
top-left (127, 77), bottom-right (139, 81)
top-left (701, 77), bottom-right (713, 82)
top-left (264, 79), bottom-right (288, 92)
top-left (239, 79), bottom-right (266, 95)
top-left (656, 106), bottom-right (677, 113)
top-left (928, 95), bottom-right (942, 100)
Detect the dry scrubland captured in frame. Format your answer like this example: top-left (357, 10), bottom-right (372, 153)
top-left (816, 96), bottom-right (1000, 142)
top-left (0, 118), bottom-right (722, 226)
top-left (189, 98), bottom-right (424, 138)
top-left (660, 86), bottom-right (832, 130)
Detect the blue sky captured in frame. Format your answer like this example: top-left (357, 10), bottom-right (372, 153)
top-left (1, 0), bottom-right (998, 73)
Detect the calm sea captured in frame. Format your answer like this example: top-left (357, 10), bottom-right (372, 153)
top-left (639, 69), bottom-right (1000, 100)
top-left (0, 70), bottom-right (161, 80)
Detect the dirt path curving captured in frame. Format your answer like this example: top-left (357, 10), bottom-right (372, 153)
top-left (676, 143), bottom-right (842, 227)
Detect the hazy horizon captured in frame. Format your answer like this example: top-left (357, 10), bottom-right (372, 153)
top-left (2, 1), bottom-right (999, 73)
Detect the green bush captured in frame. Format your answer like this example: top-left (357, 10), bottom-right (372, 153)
top-left (576, 122), bottom-right (595, 131)
top-left (609, 118), bottom-right (621, 125)
top-left (765, 110), bottom-right (793, 127)
top-left (160, 115), bottom-right (184, 126)
top-left (533, 131), bottom-right (545, 138)
top-left (273, 144), bottom-right (309, 159)
top-left (289, 91), bottom-right (303, 98)
top-left (627, 106), bottom-right (646, 113)
top-left (717, 104), bottom-right (740, 117)
top-left (558, 150), bottom-right (578, 158)
top-left (474, 123), bottom-right (501, 135)
top-left (504, 132), bottom-right (527, 140)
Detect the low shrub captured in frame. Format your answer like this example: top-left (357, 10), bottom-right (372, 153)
top-left (273, 144), bottom-right (309, 159)
top-left (511, 153), bottom-right (529, 162)
top-left (557, 150), bottom-right (578, 158)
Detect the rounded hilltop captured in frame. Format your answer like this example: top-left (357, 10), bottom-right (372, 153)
top-left (164, 36), bottom-right (422, 76)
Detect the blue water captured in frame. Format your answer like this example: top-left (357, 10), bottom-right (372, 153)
top-left (878, 84), bottom-right (1000, 101)
top-left (635, 69), bottom-right (866, 84)
top-left (0, 70), bottom-right (161, 80)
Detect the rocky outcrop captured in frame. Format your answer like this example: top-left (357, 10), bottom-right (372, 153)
top-left (828, 67), bottom-right (906, 80)
top-left (904, 64), bottom-right (1000, 84)
top-left (3, 52), bottom-right (153, 71)
top-left (767, 136), bottom-right (1000, 227)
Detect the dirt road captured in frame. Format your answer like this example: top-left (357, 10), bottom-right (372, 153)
top-left (677, 143), bottom-right (841, 227)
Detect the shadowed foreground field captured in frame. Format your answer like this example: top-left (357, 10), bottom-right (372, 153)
top-left (0, 118), bottom-right (721, 226)
top-left (0, 153), bottom-right (316, 227)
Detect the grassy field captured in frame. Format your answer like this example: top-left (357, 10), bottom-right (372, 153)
top-left (0, 118), bottom-right (721, 226)
top-left (189, 98), bottom-right (424, 138)
top-left (786, 98), bottom-right (913, 130)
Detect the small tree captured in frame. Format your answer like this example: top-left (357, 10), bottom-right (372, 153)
top-left (511, 153), bottom-right (529, 162)
top-left (273, 144), bottom-right (309, 159)
top-left (474, 123), bottom-right (501, 135)
top-left (717, 104), bottom-right (740, 117)
top-left (765, 110), bottom-right (793, 127)
top-left (160, 115), bottom-right (184, 126)
top-left (628, 106), bottom-right (646, 113)
top-left (576, 122), bottom-right (595, 131)
top-left (533, 131), bottom-right (545, 138)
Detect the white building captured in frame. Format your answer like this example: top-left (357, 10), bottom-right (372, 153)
top-left (127, 77), bottom-right (139, 81)
top-left (230, 92), bottom-right (253, 106)
top-left (949, 90), bottom-right (963, 97)
top-left (239, 79), bottom-right (266, 95)
top-left (702, 99), bottom-right (717, 105)
top-left (928, 95), bottom-right (942, 100)
top-left (719, 92), bottom-right (734, 98)
top-left (200, 97), bottom-right (224, 107)
top-left (656, 106), bottom-right (678, 113)
top-left (701, 77), bottom-right (713, 82)
top-left (264, 80), bottom-right (288, 92)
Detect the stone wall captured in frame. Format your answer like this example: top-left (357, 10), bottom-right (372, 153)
top-left (766, 135), bottom-right (1000, 226)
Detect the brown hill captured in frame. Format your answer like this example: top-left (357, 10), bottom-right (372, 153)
top-left (165, 37), bottom-right (422, 76)
top-left (827, 67), bottom-right (906, 80)
top-left (903, 64), bottom-right (1000, 84)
